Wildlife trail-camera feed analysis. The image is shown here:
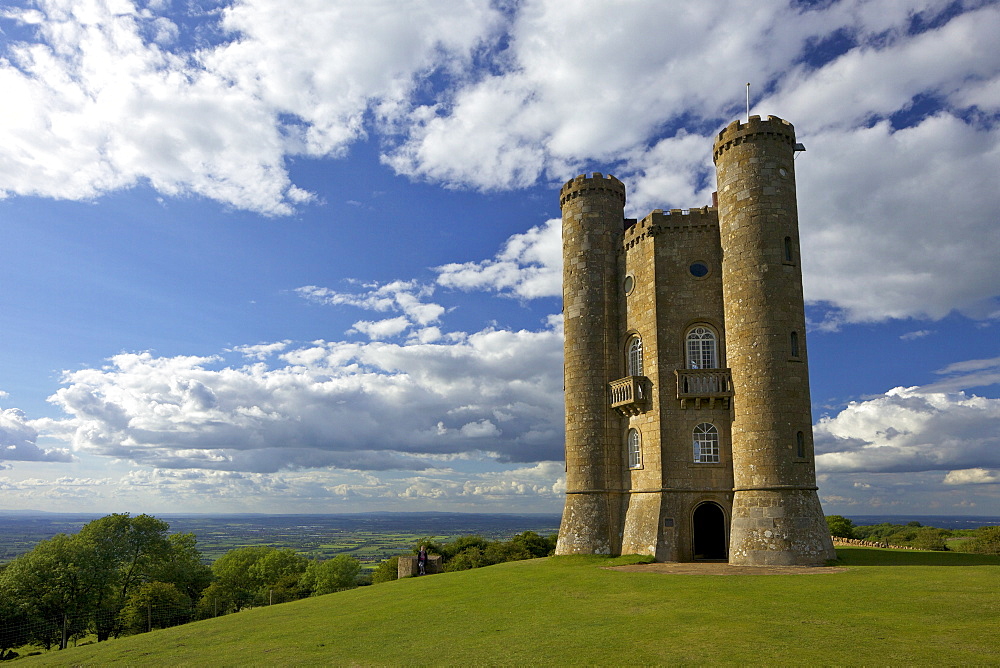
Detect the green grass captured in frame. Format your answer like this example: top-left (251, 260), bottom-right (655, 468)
top-left (18, 547), bottom-right (1000, 666)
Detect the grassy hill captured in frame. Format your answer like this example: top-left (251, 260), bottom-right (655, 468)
top-left (18, 548), bottom-right (1000, 666)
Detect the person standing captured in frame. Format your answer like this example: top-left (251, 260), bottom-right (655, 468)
top-left (417, 545), bottom-right (428, 575)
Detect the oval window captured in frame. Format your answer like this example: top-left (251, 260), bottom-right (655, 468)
top-left (689, 262), bottom-right (709, 278)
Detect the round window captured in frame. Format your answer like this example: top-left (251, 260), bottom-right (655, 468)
top-left (689, 262), bottom-right (709, 278)
top-left (623, 274), bottom-right (635, 295)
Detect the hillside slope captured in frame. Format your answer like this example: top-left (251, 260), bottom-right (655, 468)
top-left (19, 549), bottom-right (1000, 666)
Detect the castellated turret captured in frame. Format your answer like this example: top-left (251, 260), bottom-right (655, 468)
top-left (555, 116), bottom-right (835, 565)
top-left (713, 116), bottom-right (835, 565)
top-left (555, 173), bottom-right (626, 555)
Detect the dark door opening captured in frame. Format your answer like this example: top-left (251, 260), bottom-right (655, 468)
top-left (693, 502), bottom-right (728, 561)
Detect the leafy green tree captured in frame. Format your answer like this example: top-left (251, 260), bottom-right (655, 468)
top-left (826, 515), bottom-right (856, 539)
top-left (147, 533), bottom-right (212, 603)
top-left (853, 521), bottom-right (953, 549)
top-left (965, 526), bottom-right (1000, 555)
top-left (371, 557), bottom-right (399, 584)
top-left (854, 523), bottom-right (900, 543)
top-left (76, 513), bottom-right (174, 641)
top-left (509, 531), bottom-right (557, 558)
top-left (203, 546), bottom-right (268, 612)
top-left (301, 555), bottom-right (361, 595)
top-left (911, 527), bottom-right (949, 551)
top-left (0, 533), bottom-right (100, 649)
top-left (446, 546), bottom-right (487, 571)
top-left (0, 513), bottom-right (207, 648)
top-left (199, 546), bottom-right (308, 613)
top-left (119, 581), bottom-right (191, 634)
top-left (0, 577), bottom-right (30, 657)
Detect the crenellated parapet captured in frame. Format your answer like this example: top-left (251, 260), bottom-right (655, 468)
top-left (560, 172), bottom-right (626, 208)
top-left (712, 115), bottom-right (795, 164)
top-left (623, 206), bottom-right (718, 250)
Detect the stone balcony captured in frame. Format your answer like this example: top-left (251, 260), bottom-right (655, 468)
top-left (675, 368), bottom-right (733, 409)
top-left (608, 376), bottom-right (649, 417)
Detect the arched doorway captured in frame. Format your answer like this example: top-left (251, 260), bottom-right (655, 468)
top-left (692, 502), bottom-right (728, 561)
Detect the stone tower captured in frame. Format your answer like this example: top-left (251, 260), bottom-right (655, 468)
top-left (555, 173), bottom-right (625, 554)
top-left (555, 115), bottom-right (835, 565)
top-left (713, 116), bottom-right (835, 565)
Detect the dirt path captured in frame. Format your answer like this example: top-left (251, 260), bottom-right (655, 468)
top-left (606, 562), bottom-right (847, 575)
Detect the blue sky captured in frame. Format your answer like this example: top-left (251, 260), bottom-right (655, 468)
top-left (1, 0), bottom-right (998, 516)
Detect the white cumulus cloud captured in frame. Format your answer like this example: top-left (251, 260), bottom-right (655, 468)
top-left (44, 317), bottom-right (563, 473)
top-left (0, 407), bottom-right (72, 462)
top-left (943, 468), bottom-right (1000, 485)
top-left (815, 386), bottom-right (1000, 473)
top-left (2, 0), bottom-right (998, 323)
top-left (435, 217), bottom-right (561, 299)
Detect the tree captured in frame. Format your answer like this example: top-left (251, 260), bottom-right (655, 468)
top-left (371, 557), bottom-right (399, 584)
top-left (146, 532), bottom-right (212, 604)
top-left (119, 582), bottom-right (191, 634)
top-left (509, 531), bottom-right (557, 558)
top-left (0, 513), bottom-right (207, 648)
top-left (911, 527), bottom-right (949, 551)
top-left (446, 546), bottom-right (487, 571)
top-left (76, 513), bottom-right (174, 641)
top-left (826, 515), bottom-right (856, 539)
top-left (965, 526), bottom-right (1000, 555)
top-left (0, 533), bottom-right (100, 649)
top-left (301, 555), bottom-right (361, 595)
top-left (200, 546), bottom-right (309, 613)
top-left (0, 578), bottom-right (30, 658)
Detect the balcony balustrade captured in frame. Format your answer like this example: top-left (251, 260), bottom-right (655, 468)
top-left (608, 376), bottom-right (648, 417)
top-left (675, 368), bottom-right (733, 409)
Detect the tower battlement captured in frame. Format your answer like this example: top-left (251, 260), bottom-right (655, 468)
top-left (623, 207), bottom-right (718, 249)
top-left (560, 172), bottom-right (626, 208)
top-left (712, 115), bottom-right (795, 163)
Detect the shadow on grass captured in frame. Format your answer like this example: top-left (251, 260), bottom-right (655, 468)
top-left (836, 547), bottom-right (1000, 567)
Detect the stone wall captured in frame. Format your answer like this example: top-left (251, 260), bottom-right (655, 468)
top-left (397, 555), bottom-right (443, 578)
top-left (831, 537), bottom-right (917, 550)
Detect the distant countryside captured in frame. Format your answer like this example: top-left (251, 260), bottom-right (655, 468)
top-left (0, 511), bottom-right (563, 566)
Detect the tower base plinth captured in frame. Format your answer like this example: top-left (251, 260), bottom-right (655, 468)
top-left (728, 489), bottom-right (835, 566)
top-left (555, 492), bottom-right (615, 555)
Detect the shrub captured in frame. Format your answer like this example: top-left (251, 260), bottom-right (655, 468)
top-left (826, 515), bottom-right (856, 539)
top-left (965, 526), bottom-right (1000, 555)
top-left (371, 557), bottom-right (398, 584)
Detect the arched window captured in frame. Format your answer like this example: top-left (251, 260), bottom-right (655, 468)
top-left (693, 423), bottom-right (720, 463)
top-left (686, 327), bottom-right (717, 369)
top-left (628, 429), bottom-right (642, 469)
top-left (796, 431), bottom-right (806, 458)
top-left (790, 331), bottom-right (800, 358)
top-left (627, 336), bottom-right (643, 376)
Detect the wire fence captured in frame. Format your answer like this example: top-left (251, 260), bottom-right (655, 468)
top-left (1, 586), bottom-right (355, 658)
